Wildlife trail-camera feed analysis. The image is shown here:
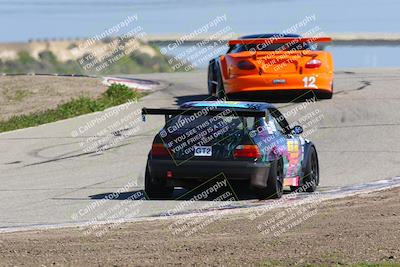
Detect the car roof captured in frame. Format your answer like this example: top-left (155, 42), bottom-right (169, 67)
top-left (180, 101), bottom-right (275, 111)
top-left (240, 33), bottom-right (302, 39)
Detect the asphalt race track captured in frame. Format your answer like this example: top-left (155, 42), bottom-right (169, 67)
top-left (1, 69), bottom-right (400, 231)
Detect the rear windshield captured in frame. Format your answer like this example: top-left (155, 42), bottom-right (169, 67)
top-left (228, 42), bottom-right (315, 53)
top-left (166, 115), bottom-right (255, 130)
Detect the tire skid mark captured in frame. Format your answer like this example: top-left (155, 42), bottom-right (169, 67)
top-left (317, 122), bottom-right (400, 129)
top-left (0, 135), bottom-right (152, 140)
top-left (334, 79), bottom-right (372, 95)
top-left (21, 135), bottom-right (150, 167)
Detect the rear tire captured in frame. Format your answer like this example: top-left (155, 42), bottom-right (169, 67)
top-left (144, 165), bottom-right (174, 199)
top-left (216, 70), bottom-right (226, 99)
top-left (207, 64), bottom-right (217, 96)
top-left (303, 146), bottom-right (319, 192)
top-left (319, 91), bottom-right (333, 99)
top-left (254, 160), bottom-right (284, 199)
top-left (318, 84), bottom-right (333, 99)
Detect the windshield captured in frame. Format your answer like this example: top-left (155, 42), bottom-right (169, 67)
top-left (164, 115), bottom-right (268, 135)
top-left (228, 42), bottom-right (316, 53)
top-left (166, 115), bottom-right (244, 131)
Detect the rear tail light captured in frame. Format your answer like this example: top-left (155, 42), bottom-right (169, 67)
top-left (305, 59), bottom-right (322, 68)
top-left (233, 145), bottom-right (261, 159)
top-left (237, 60), bottom-right (256, 70)
top-left (166, 171), bottom-right (173, 178)
top-left (151, 143), bottom-right (170, 157)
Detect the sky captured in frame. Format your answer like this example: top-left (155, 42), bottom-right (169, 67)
top-left (1, 0), bottom-right (399, 42)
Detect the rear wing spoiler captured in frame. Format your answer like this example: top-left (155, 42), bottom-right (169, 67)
top-left (141, 107), bottom-right (266, 121)
top-left (228, 37), bottom-right (332, 46)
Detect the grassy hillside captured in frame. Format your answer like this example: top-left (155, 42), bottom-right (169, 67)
top-left (0, 83), bottom-right (142, 132)
top-left (0, 40), bottom-right (175, 74)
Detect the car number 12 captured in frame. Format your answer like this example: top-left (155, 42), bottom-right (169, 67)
top-left (303, 76), bottom-right (317, 89)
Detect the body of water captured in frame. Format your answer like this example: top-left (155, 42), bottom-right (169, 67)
top-left (161, 44), bottom-right (400, 69)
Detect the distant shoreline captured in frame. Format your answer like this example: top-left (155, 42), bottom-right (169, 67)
top-left (146, 32), bottom-right (400, 46)
top-left (3, 33), bottom-right (400, 46)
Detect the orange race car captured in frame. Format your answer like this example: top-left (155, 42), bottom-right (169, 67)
top-left (207, 33), bottom-right (334, 100)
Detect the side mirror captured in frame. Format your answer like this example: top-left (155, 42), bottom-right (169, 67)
top-left (292, 125), bottom-right (303, 135)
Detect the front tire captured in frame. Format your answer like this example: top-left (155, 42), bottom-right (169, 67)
top-left (144, 165), bottom-right (174, 199)
top-left (291, 146), bottom-right (319, 192)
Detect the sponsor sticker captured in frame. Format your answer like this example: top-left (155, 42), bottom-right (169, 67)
top-left (194, 146), bottom-right (212, 156)
top-left (273, 79), bottom-right (286, 84)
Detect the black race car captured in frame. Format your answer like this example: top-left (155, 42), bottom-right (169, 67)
top-left (142, 101), bottom-right (319, 199)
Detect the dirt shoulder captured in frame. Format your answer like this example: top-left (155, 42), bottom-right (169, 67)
top-left (0, 75), bottom-right (106, 121)
top-left (1, 187), bottom-right (400, 266)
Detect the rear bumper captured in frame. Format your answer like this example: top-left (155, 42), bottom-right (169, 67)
top-left (224, 73), bottom-right (333, 94)
top-left (147, 159), bottom-right (270, 188)
top-left (226, 89), bottom-right (332, 101)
